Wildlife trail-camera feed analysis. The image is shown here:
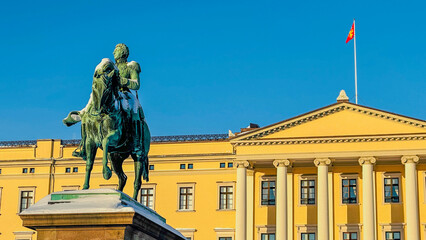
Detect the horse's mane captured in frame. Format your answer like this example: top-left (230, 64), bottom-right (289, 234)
top-left (91, 59), bottom-right (119, 114)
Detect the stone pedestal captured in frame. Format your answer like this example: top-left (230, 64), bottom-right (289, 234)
top-left (20, 189), bottom-right (185, 240)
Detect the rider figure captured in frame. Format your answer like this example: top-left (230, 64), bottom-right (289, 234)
top-left (64, 44), bottom-right (150, 160)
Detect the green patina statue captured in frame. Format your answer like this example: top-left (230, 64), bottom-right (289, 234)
top-left (63, 44), bottom-right (151, 200)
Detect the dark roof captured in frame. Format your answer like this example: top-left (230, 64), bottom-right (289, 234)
top-left (0, 134), bottom-right (229, 148)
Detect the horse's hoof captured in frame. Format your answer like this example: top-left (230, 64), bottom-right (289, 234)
top-left (103, 166), bottom-right (112, 180)
top-left (83, 185), bottom-right (89, 189)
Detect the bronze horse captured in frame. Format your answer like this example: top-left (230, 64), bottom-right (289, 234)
top-left (66, 58), bottom-right (150, 199)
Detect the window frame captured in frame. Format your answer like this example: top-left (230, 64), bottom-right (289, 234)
top-left (177, 228), bottom-right (196, 240)
top-left (382, 172), bottom-right (402, 204)
top-left (296, 224), bottom-right (317, 240)
top-left (259, 175), bottom-right (276, 207)
top-left (340, 173), bottom-right (359, 205)
top-left (300, 233), bottom-right (315, 240)
top-left (299, 175), bottom-right (317, 206)
top-left (380, 223), bottom-right (404, 240)
top-left (177, 182), bottom-right (196, 211)
top-left (256, 225), bottom-right (276, 240)
top-left (338, 224), bottom-right (361, 240)
top-left (61, 185), bottom-right (80, 191)
top-left (217, 181), bottom-right (235, 211)
top-left (214, 228), bottom-right (235, 240)
top-left (261, 233), bottom-right (276, 240)
top-left (140, 183), bottom-right (157, 210)
top-left (18, 186), bottom-right (36, 213)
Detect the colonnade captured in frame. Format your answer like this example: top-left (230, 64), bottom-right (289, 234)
top-left (235, 156), bottom-right (421, 240)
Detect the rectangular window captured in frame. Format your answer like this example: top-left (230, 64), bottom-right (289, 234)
top-left (140, 188), bottom-right (154, 209)
top-left (228, 162), bottom-right (233, 168)
top-left (0, 169), bottom-right (2, 174)
top-left (385, 231), bottom-right (401, 240)
top-left (73, 167), bottom-right (78, 173)
top-left (342, 179), bottom-right (357, 203)
top-left (219, 237), bottom-right (232, 240)
top-left (29, 168), bottom-right (35, 173)
top-left (149, 165), bottom-right (154, 170)
top-left (179, 187), bottom-right (193, 210)
top-left (261, 181), bottom-right (276, 205)
top-left (219, 186), bottom-right (233, 209)
top-left (20, 190), bottom-right (34, 212)
top-left (301, 233), bottom-right (315, 240)
top-left (220, 162), bottom-right (226, 168)
top-left (180, 164), bottom-right (186, 169)
top-left (301, 180), bottom-right (315, 204)
top-left (22, 168), bottom-right (28, 173)
top-left (343, 232), bottom-right (358, 240)
top-left (384, 178), bottom-right (399, 203)
top-left (65, 167), bottom-right (71, 173)
top-left (261, 233), bottom-right (275, 240)
top-left (188, 164), bottom-right (193, 169)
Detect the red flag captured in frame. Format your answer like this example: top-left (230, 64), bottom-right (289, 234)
top-left (346, 23), bottom-right (355, 43)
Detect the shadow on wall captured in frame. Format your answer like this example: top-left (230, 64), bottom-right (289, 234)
top-left (307, 205), bottom-right (317, 224)
top-left (346, 204), bottom-right (360, 223)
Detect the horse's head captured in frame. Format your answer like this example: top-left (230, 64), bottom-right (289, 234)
top-left (91, 58), bottom-right (119, 112)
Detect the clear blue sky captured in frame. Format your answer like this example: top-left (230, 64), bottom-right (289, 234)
top-left (1, 0), bottom-right (425, 141)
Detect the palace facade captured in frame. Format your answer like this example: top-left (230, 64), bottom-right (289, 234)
top-left (1, 92), bottom-right (426, 240)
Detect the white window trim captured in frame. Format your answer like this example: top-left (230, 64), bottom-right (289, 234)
top-left (99, 184), bottom-right (118, 190)
top-left (340, 173), bottom-right (359, 205)
top-left (214, 228), bottom-right (235, 240)
top-left (382, 172), bottom-right (402, 205)
top-left (296, 224), bottom-right (317, 240)
top-left (177, 182), bottom-right (196, 212)
top-left (13, 231), bottom-right (35, 240)
top-left (217, 181), bottom-right (235, 211)
top-left (0, 187), bottom-right (2, 214)
top-left (337, 224), bottom-right (361, 240)
top-left (177, 228), bottom-right (196, 240)
top-left (256, 225), bottom-right (276, 240)
top-left (61, 185), bottom-right (80, 191)
top-left (299, 174), bottom-right (317, 206)
top-left (379, 223), bottom-right (405, 240)
top-left (140, 183), bottom-right (157, 210)
top-left (17, 186), bottom-right (36, 213)
top-left (259, 175), bottom-right (276, 208)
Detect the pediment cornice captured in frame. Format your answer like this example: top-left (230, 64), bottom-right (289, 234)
top-left (230, 102), bottom-right (426, 143)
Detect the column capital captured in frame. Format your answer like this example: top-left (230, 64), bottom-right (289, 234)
top-left (314, 158), bottom-right (331, 167)
top-left (401, 155), bottom-right (419, 164)
top-left (273, 159), bottom-right (291, 168)
top-left (358, 156), bottom-right (376, 165)
top-left (235, 160), bottom-right (250, 168)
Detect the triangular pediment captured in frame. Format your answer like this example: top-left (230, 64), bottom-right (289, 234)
top-left (231, 103), bottom-right (426, 142)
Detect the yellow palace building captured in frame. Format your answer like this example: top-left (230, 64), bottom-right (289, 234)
top-left (1, 91), bottom-right (426, 240)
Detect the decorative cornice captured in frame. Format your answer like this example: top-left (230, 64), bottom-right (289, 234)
top-left (235, 160), bottom-right (250, 168)
top-left (401, 155), bottom-right (419, 164)
top-left (236, 104), bottom-right (426, 141)
top-left (314, 158), bottom-right (332, 167)
top-left (233, 133), bottom-right (426, 146)
top-left (358, 156), bottom-right (376, 165)
top-left (273, 159), bottom-right (291, 168)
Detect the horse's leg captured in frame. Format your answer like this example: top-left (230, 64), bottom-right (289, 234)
top-left (110, 153), bottom-right (128, 191)
top-left (131, 154), bottom-right (143, 200)
top-left (102, 131), bottom-right (120, 180)
top-left (83, 141), bottom-right (97, 189)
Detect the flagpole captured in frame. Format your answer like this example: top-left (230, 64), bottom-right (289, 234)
top-left (353, 18), bottom-right (358, 104)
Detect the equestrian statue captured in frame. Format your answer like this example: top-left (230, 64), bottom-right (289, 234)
top-left (63, 44), bottom-right (151, 200)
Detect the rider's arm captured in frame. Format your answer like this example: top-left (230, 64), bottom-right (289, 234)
top-left (120, 61), bottom-right (141, 90)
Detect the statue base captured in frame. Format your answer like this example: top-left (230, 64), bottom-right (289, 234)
top-left (20, 189), bottom-right (185, 240)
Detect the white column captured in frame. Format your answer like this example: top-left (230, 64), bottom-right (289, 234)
top-left (273, 159), bottom-right (291, 240)
top-left (236, 160), bottom-right (249, 240)
top-left (401, 155), bottom-right (420, 240)
top-left (359, 157), bottom-right (376, 240)
top-left (314, 158), bottom-right (331, 240)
